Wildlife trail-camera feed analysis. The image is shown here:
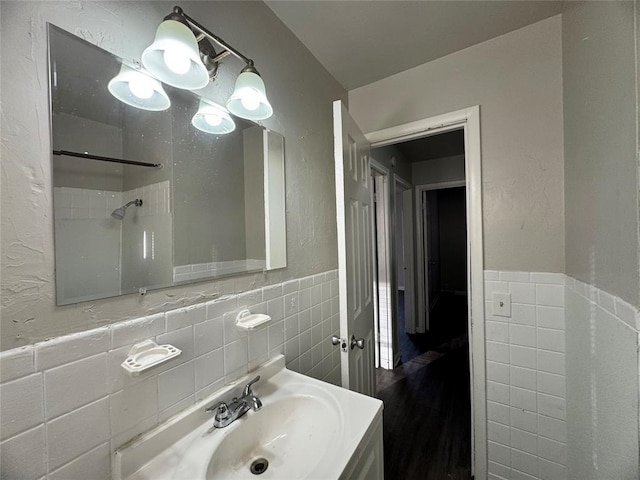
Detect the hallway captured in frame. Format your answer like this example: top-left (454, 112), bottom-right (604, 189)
top-left (376, 293), bottom-right (471, 480)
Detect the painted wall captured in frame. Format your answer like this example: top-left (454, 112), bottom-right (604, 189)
top-left (563, 0), bottom-right (639, 307)
top-left (412, 154), bottom-right (465, 186)
top-left (349, 16), bottom-right (565, 274)
top-left (0, 1), bottom-right (346, 350)
top-left (562, 1), bottom-right (640, 479)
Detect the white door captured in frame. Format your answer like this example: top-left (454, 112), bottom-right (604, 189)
top-left (401, 188), bottom-right (416, 334)
top-left (333, 100), bottom-right (375, 396)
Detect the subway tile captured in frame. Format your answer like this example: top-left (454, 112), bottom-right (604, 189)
top-left (511, 448), bottom-right (538, 478)
top-left (206, 296), bottom-right (238, 320)
top-left (224, 337), bottom-right (248, 376)
top-left (510, 324), bottom-right (536, 348)
top-left (298, 288), bottom-right (311, 311)
top-left (35, 327), bottom-right (110, 371)
top-left (284, 314), bottom-right (300, 341)
top-left (0, 425), bottom-right (46, 480)
top-left (487, 361), bottom-right (510, 384)
top-left (111, 415), bottom-right (158, 453)
top-left (262, 285), bottom-right (282, 301)
top-left (194, 317), bottom-right (223, 356)
top-left (326, 270), bottom-right (338, 281)
top-left (299, 329), bottom-right (312, 354)
top-left (109, 376), bottom-right (158, 436)
top-left (488, 441), bottom-right (511, 466)
top-left (195, 349), bottom-right (224, 392)
top-left (510, 428), bottom-right (537, 455)
top-left (156, 326), bottom-right (194, 367)
top-left (268, 320), bottom-right (284, 352)
top-left (614, 297), bottom-right (639, 330)
top-left (510, 387), bottom-right (536, 412)
top-left (487, 381), bottom-right (510, 405)
top-left (531, 273), bottom-right (564, 285)
top-left (484, 270), bottom-right (500, 281)
top-left (48, 398), bottom-right (110, 471)
top-left (311, 304), bottom-right (322, 326)
top-left (488, 421), bottom-right (510, 446)
top-left (222, 310), bottom-right (245, 344)
top-left (310, 284), bottom-right (323, 306)
top-left (284, 337), bottom-right (300, 363)
top-left (166, 305), bottom-right (205, 331)
top-left (538, 436), bottom-right (567, 465)
top-left (538, 415), bottom-right (566, 442)
top-left (536, 306), bottom-right (564, 330)
top-left (539, 458), bottom-right (567, 480)
top-left (500, 271), bottom-right (530, 282)
top-left (537, 372), bottom-right (565, 398)
top-left (0, 373), bottom-right (43, 441)
top-left (282, 279), bottom-right (299, 295)
top-left (537, 393), bottom-right (565, 420)
top-left (487, 342), bottom-right (510, 363)
top-left (311, 323), bottom-right (323, 346)
top-left (486, 321), bottom-right (509, 343)
top-left (299, 350), bottom-right (312, 374)
top-left (597, 290), bottom-right (617, 315)
top-left (159, 395), bottom-right (195, 424)
top-left (283, 292), bottom-right (299, 316)
top-left (488, 461), bottom-right (511, 479)
top-left (248, 327), bottom-right (269, 364)
top-left (510, 345), bottom-right (536, 369)
top-left (48, 442), bottom-right (110, 480)
top-left (509, 282), bottom-right (536, 304)
top-left (299, 276), bottom-right (314, 290)
top-left (485, 281), bottom-right (509, 300)
top-left (111, 314), bottom-right (165, 348)
top-left (511, 304), bottom-right (536, 326)
top-left (537, 350), bottom-right (565, 375)
top-left (0, 346), bottom-right (34, 383)
top-left (510, 407), bottom-right (537, 434)
top-left (322, 282), bottom-right (332, 302)
top-left (237, 289), bottom-right (263, 308)
top-left (510, 366), bottom-right (537, 391)
top-left (537, 328), bottom-right (565, 353)
top-left (158, 361), bottom-right (195, 412)
top-left (45, 353), bottom-right (108, 420)
top-left (267, 297), bottom-right (284, 322)
top-left (512, 469), bottom-right (537, 480)
top-left (536, 284), bottom-right (564, 307)
top-left (313, 273), bottom-right (327, 285)
top-left (196, 378), bottom-right (225, 403)
top-left (487, 401), bottom-right (511, 426)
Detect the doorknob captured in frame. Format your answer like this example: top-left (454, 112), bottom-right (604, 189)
top-left (350, 335), bottom-right (364, 350)
top-left (332, 336), bottom-right (348, 352)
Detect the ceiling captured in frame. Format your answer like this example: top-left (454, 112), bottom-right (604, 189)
top-left (392, 129), bottom-right (465, 163)
top-left (265, 0), bottom-right (565, 90)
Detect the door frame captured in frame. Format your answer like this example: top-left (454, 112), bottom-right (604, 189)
top-left (415, 180), bottom-right (466, 333)
top-left (370, 159), bottom-right (393, 370)
top-left (365, 106), bottom-right (486, 479)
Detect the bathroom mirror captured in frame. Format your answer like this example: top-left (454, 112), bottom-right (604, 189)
top-left (48, 24), bottom-right (286, 306)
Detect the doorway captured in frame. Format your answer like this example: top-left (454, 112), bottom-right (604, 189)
top-left (366, 106), bottom-right (486, 479)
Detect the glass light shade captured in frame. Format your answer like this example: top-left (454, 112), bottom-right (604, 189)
top-left (141, 19), bottom-right (209, 89)
top-left (226, 70), bottom-right (273, 120)
top-left (191, 100), bottom-right (236, 134)
top-left (107, 65), bottom-right (170, 111)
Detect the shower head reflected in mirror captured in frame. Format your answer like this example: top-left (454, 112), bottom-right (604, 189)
top-left (111, 199), bottom-right (143, 220)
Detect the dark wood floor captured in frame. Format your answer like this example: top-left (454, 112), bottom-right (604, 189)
top-left (376, 293), bottom-right (472, 480)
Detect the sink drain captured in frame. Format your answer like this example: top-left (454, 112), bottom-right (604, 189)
top-left (250, 458), bottom-right (269, 475)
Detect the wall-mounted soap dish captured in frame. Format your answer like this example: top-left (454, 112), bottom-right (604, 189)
top-left (236, 309), bottom-right (271, 331)
top-left (121, 339), bottom-right (181, 376)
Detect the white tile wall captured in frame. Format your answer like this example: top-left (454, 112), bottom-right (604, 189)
top-left (0, 270), bottom-right (340, 480)
top-left (484, 271), bottom-right (567, 480)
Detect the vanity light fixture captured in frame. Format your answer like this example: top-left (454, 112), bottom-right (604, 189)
top-left (107, 64), bottom-right (171, 111)
top-left (142, 6), bottom-right (273, 121)
top-left (191, 100), bottom-right (236, 134)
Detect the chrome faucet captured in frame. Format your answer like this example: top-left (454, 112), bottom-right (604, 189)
top-left (205, 376), bottom-right (262, 428)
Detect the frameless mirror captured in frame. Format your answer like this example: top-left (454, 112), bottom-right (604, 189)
top-left (48, 24), bottom-right (286, 306)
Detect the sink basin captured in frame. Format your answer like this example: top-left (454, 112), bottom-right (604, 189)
top-left (206, 393), bottom-right (342, 479)
top-left (115, 355), bottom-right (382, 480)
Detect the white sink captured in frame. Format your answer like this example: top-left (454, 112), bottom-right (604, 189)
top-left (114, 355), bottom-right (382, 480)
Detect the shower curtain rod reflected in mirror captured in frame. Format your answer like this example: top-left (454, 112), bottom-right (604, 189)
top-left (52, 149), bottom-right (163, 168)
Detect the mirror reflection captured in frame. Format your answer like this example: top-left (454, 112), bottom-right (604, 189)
top-left (49, 24), bottom-right (286, 306)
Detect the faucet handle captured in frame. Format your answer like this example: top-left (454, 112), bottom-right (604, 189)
top-left (205, 401), bottom-right (229, 421)
top-left (243, 375), bottom-right (260, 396)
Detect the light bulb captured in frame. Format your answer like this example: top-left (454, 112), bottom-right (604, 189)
top-left (128, 75), bottom-right (154, 99)
top-left (240, 90), bottom-right (261, 111)
top-left (163, 49), bottom-right (190, 74)
top-left (204, 114), bottom-right (223, 126)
